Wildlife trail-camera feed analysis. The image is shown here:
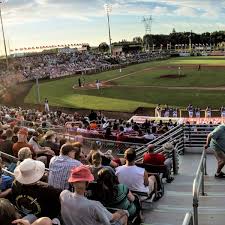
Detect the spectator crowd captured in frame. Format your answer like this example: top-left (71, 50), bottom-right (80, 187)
top-left (0, 103), bottom-right (175, 225)
top-left (0, 50), bottom-right (170, 87)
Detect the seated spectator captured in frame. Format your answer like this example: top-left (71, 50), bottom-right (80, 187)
top-left (60, 165), bottom-right (128, 225)
top-left (86, 142), bottom-right (110, 165)
top-left (116, 148), bottom-right (157, 197)
top-left (29, 132), bottom-right (55, 156)
top-left (48, 144), bottom-right (82, 190)
top-left (0, 198), bottom-right (52, 225)
top-left (117, 126), bottom-right (127, 142)
top-left (104, 127), bottom-right (112, 139)
top-left (0, 129), bottom-right (3, 143)
top-left (124, 123), bottom-right (133, 133)
top-left (27, 130), bottom-right (34, 142)
top-left (59, 138), bottom-right (67, 149)
top-left (41, 131), bottom-right (60, 155)
top-left (12, 126), bottom-right (20, 143)
top-left (89, 110), bottom-right (97, 121)
top-left (71, 142), bottom-right (87, 164)
top-left (86, 142), bottom-right (117, 168)
top-left (0, 128), bottom-right (14, 156)
top-left (96, 168), bottom-right (141, 220)
top-left (12, 128), bottom-right (35, 158)
top-left (90, 152), bottom-right (114, 180)
top-left (143, 144), bottom-right (173, 183)
top-left (143, 129), bottom-right (156, 141)
top-left (76, 124), bottom-right (87, 133)
top-left (0, 158), bottom-right (12, 198)
top-left (12, 159), bottom-right (61, 219)
top-left (17, 147), bottom-right (32, 165)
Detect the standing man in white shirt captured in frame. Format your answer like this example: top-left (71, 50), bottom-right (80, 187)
top-left (44, 98), bottom-right (50, 112)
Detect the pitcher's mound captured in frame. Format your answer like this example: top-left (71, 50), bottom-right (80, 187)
top-left (158, 74), bottom-right (186, 79)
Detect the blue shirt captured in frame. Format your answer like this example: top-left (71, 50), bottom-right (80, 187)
top-left (48, 155), bottom-right (82, 190)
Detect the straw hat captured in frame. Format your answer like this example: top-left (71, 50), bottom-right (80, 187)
top-left (163, 142), bottom-right (174, 152)
top-left (68, 165), bottom-right (94, 183)
top-left (14, 159), bottom-right (45, 185)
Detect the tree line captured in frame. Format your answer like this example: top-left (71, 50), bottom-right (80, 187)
top-left (98, 30), bottom-right (225, 52)
top-left (142, 30), bottom-right (225, 47)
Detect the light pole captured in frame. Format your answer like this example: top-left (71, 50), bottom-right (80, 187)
top-left (35, 76), bottom-right (41, 104)
top-left (104, 4), bottom-right (112, 55)
top-left (210, 33), bottom-right (212, 52)
top-left (0, 1), bottom-right (8, 69)
top-left (189, 31), bottom-right (192, 52)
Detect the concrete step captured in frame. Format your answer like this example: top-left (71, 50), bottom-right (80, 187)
top-left (165, 183), bottom-right (225, 193)
top-left (154, 191), bottom-right (225, 207)
top-left (171, 175), bottom-right (225, 184)
top-left (143, 211), bottom-right (225, 225)
top-left (143, 210), bottom-right (185, 225)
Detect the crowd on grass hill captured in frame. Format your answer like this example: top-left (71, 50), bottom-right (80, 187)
top-left (0, 51), bottom-right (169, 87)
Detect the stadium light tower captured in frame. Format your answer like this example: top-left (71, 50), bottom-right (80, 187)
top-left (35, 76), bottom-right (41, 104)
top-left (142, 16), bottom-right (153, 51)
top-left (104, 4), bottom-right (112, 55)
top-left (142, 16), bottom-right (153, 35)
top-left (0, 1), bottom-right (8, 70)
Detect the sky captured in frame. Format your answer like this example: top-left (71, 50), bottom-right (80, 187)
top-left (1, 0), bottom-right (225, 52)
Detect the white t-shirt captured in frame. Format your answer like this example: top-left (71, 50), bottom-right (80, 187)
top-left (124, 127), bottom-right (133, 132)
top-left (77, 127), bottom-right (87, 133)
top-left (115, 165), bottom-right (149, 193)
top-left (144, 133), bottom-right (156, 140)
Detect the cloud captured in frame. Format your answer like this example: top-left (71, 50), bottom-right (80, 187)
top-left (2, 0), bottom-right (225, 26)
top-left (1, 0), bottom-right (225, 49)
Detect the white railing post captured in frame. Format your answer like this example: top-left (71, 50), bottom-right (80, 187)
top-left (192, 150), bottom-right (207, 225)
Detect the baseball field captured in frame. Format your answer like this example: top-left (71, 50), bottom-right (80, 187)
top-left (24, 56), bottom-right (225, 112)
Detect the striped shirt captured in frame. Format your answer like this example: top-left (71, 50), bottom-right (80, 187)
top-left (48, 155), bottom-right (82, 190)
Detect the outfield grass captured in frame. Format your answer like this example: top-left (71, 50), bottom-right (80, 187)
top-left (25, 85), bottom-right (225, 112)
top-left (25, 56), bottom-right (225, 112)
top-left (115, 69), bottom-right (225, 87)
top-left (170, 56), bottom-right (225, 65)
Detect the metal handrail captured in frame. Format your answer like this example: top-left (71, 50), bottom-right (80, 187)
top-left (0, 151), bottom-right (50, 172)
top-left (182, 212), bottom-right (193, 225)
top-left (59, 133), bottom-right (146, 146)
top-left (2, 168), bottom-right (14, 176)
top-left (192, 149), bottom-right (207, 225)
top-left (136, 125), bottom-right (184, 158)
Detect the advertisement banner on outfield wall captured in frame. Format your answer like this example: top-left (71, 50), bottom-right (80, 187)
top-left (182, 117), bottom-right (224, 125)
top-left (128, 116), bottom-right (224, 125)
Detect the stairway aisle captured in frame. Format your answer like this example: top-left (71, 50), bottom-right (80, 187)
top-left (143, 153), bottom-right (225, 225)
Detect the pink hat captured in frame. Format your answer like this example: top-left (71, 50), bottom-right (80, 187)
top-left (68, 165), bottom-right (94, 183)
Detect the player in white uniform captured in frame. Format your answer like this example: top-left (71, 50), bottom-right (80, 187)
top-left (195, 107), bottom-right (201, 118)
top-left (221, 106), bottom-right (225, 117)
top-left (187, 104), bottom-right (193, 118)
top-left (205, 106), bottom-right (211, 118)
top-left (173, 108), bottom-right (178, 118)
top-left (96, 80), bottom-right (100, 90)
top-left (44, 98), bottom-right (49, 112)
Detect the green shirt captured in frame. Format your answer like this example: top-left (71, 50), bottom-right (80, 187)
top-left (210, 125), bottom-right (225, 152)
top-left (108, 184), bottom-right (136, 218)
